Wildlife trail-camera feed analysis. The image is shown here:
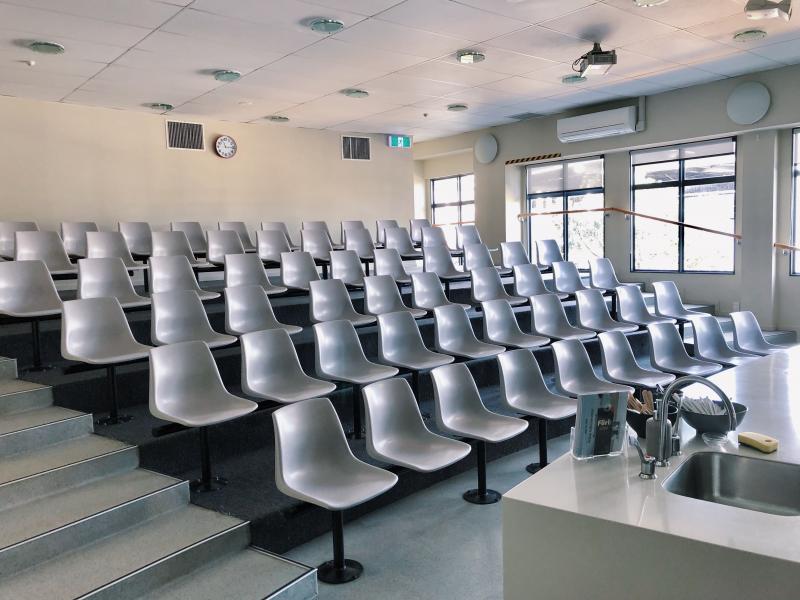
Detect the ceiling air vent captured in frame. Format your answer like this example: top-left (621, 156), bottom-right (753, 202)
top-left (507, 112), bottom-right (540, 121)
top-left (166, 121), bottom-right (204, 151)
top-left (342, 136), bottom-right (371, 161)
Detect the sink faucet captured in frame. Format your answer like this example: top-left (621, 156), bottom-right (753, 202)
top-left (653, 375), bottom-right (737, 467)
top-left (628, 429), bottom-right (656, 479)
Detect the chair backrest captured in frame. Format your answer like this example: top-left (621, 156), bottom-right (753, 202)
top-left (171, 221), bottom-right (207, 253)
top-left (364, 274), bottom-right (406, 315)
top-left (384, 227), bottom-right (417, 255)
top-left (86, 231), bottom-right (140, 268)
top-left (463, 243), bottom-right (494, 272)
top-left (421, 226), bottom-right (448, 248)
top-left (313, 319), bottom-right (369, 375)
top-left (376, 219), bottom-right (399, 245)
top-left (219, 221), bottom-right (254, 250)
top-left (497, 349), bottom-right (556, 410)
top-left (409, 218), bottom-right (431, 244)
top-left (411, 271), bottom-right (449, 310)
top-left (363, 378), bottom-right (429, 452)
top-left (482, 299), bottom-right (524, 340)
top-left (652, 280), bottom-right (687, 316)
top-left (280, 251), bottom-right (319, 290)
top-left (149, 255), bottom-right (204, 295)
top-left (151, 231), bottom-right (197, 262)
top-left (301, 229), bottom-right (333, 261)
top-left (151, 289), bottom-right (216, 345)
top-left (500, 241), bottom-right (530, 269)
top-left (341, 220), bottom-right (366, 239)
top-left (224, 252), bottom-right (270, 289)
top-left (0, 260), bottom-right (62, 316)
top-left (344, 228), bottom-right (375, 259)
top-left (423, 245), bottom-right (461, 278)
top-left (434, 304), bottom-right (476, 348)
top-left (552, 339), bottom-right (600, 390)
top-left (61, 297), bottom-right (140, 361)
top-left (531, 293), bottom-right (571, 331)
top-left (329, 250), bottom-right (365, 286)
top-left (589, 257), bottom-right (621, 289)
top-left (456, 225), bottom-right (482, 249)
top-left (225, 284), bottom-right (282, 335)
top-left (207, 230), bottom-right (244, 265)
top-left (536, 239), bottom-right (563, 267)
top-left (575, 289), bottom-right (613, 328)
top-left (471, 266), bottom-right (507, 303)
top-left (374, 248), bottom-right (409, 282)
top-left (730, 311), bottom-right (770, 351)
top-left (256, 229), bottom-right (291, 263)
top-left (310, 278), bottom-right (360, 322)
top-left (691, 314), bottom-right (734, 357)
top-left (597, 330), bottom-right (639, 377)
top-left (553, 261), bottom-right (585, 293)
top-left (118, 222), bottom-right (153, 256)
top-left (430, 363), bottom-right (490, 432)
top-left (261, 221), bottom-right (296, 247)
top-left (377, 311), bottom-right (429, 364)
top-left (241, 328), bottom-right (305, 394)
top-left (513, 263), bottom-right (549, 297)
top-left (616, 285), bottom-right (652, 323)
top-left (648, 322), bottom-right (691, 364)
top-left (77, 257), bottom-right (140, 301)
top-left (302, 220), bottom-right (338, 245)
top-left (61, 222), bottom-right (98, 258)
top-left (0, 221), bottom-right (38, 258)
top-left (15, 231), bottom-right (74, 272)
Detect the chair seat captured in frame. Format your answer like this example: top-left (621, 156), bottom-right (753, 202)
top-left (561, 380), bottom-right (632, 397)
top-left (325, 363), bottom-right (398, 385)
top-left (507, 392), bottom-right (576, 421)
top-left (115, 294), bottom-right (151, 309)
top-left (196, 290), bottom-right (221, 301)
top-left (4, 306), bottom-right (61, 318)
top-left (740, 341), bottom-right (787, 356)
top-left (287, 460), bottom-right (398, 511)
top-left (444, 412), bottom-right (528, 443)
top-left (400, 251), bottom-right (423, 260)
top-left (656, 358), bottom-right (723, 377)
top-left (67, 340), bottom-right (152, 365)
top-left (662, 309), bottom-right (704, 320)
top-left (538, 325), bottom-right (596, 341)
top-left (491, 331), bottom-right (549, 349)
top-left (165, 392), bottom-right (257, 428)
top-left (438, 272), bottom-right (467, 281)
top-left (344, 313), bottom-right (377, 327)
top-left (159, 332), bottom-right (235, 348)
top-left (263, 283), bottom-right (288, 295)
top-left (606, 366), bottom-right (675, 389)
top-left (624, 314), bottom-right (675, 326)
top-left (495, 267), bottom-right (512, 276)
top-left (50, 268), bottom-right (78, 276)
top-left (440, 339), bottom-right (504, 359)
top-left (384, 349), bottom-right (453, 371)
top-left (248, 376), bottom-right (336, 403)
top-left (504, 295), bottom-right (527, 306)
top-left (374, 434), bottom-right (471, 473)
top-left (701, 352), bottom-right (754, 367)
top-left (276, 323), bottom-right (303, 336)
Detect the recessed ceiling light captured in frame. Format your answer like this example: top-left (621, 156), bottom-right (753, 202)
top-left (562, 74), bottom-right (588, 85)
top-left (28, 41), bottom-right (65, 54)
top-left (447, 103), bottom-right (469, 112)
top-left (341, 88), bottom-right (369, 98)
top-left (238, 99), bottom-right (253, 106)
top-left (457, 50), bottom-right (486, 64)
top-left (733, 28), bottom-right (769, 42)
top-left (309, 18), bottom-right (345, 33)
top-left (213, 69), bottom-right (241, 82)
top-left (146, 102), bottom-right (174, 112)
top-left (633, 0), bottom-right (669, 7)
top-left (266, 115), bottom-right (290, 122)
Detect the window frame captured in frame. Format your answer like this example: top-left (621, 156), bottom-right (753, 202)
top-left (791, 128), bottom-right (800, 276)
top-left (525, 156), bottom-right (605, 263)
top-left (430, 173), bottom-right (475, 227)
top-left (629, 139), bottom-right (738, 275)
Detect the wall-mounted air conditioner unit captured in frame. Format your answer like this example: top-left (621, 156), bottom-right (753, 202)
top-left (556, 106), bottom-right (637, 143)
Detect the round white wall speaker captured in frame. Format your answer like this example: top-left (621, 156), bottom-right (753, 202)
top-left (474, 134), bottom-right (498, 164)
top-left (726, 81), bottom-right (770, 125)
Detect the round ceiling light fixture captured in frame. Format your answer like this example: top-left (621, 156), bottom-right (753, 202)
top-left (146, 102), bottom-right (174, 112)
top-left (633, 0), bottom-right (669, 7)
top-left (309, 18), bottom-right (345, 33)
top-left (447, 103), bottom-right (469, 112)
top-left (733, 28), bottom-right (768, 42)
top-left (266, 115), bottom-right (290, 122)
top-left (213, 69), bottom-right (242, 82)
top-left (457, 50), bottom-right (486, 64)
top-left (341, 88), bottom-right (369, 98)
top-left (28, 40), bottom-right (65, 54)
top-left (561, 74), bottom-right (587, 85)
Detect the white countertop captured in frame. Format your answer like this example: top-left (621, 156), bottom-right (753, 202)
top-left (505, 346), bottom-right (800, 565)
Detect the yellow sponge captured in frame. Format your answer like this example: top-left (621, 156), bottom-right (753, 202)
top-left (738, 432), bottom-right (779, 453)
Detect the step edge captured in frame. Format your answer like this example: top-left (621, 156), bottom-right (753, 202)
top-left (0, 412), bottom-right (90, 440)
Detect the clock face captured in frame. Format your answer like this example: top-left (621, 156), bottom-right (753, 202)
top-left (215, 135), bottom-right (237, 158)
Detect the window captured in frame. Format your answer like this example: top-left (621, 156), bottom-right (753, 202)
top-left (792, 129), bottom-right (800, 275)
top-left (631, 138), bottom-right (736, 273)
top-left (431, 174), bottom-right (475, 247)
top-left (526, 157), bottom-right (605, 268)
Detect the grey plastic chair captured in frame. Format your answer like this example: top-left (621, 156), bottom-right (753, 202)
top-left (150, 341), bottom-right (257, 491)
top-left (647, 322), bottom-right (724, 377)
top-left (471, 266), bottom-right (526, 306)
top-left (314, 319), bottom-right (398, 439)
top-left (309, 278), bottom-right (375, 326)
top-left (482, 299), bottom-right (548, 349)
top-left (16, 231), bottom-right (77, 275)
top-left (434, 304), bottom-right (504, 359)
top-left (171, 221), bottom-right (207, 254)
top-left (617, 285), bottom-right (675, 327)
top-left (262, 221), bottom-right (299, 250)
top-left (422, 226), bottom-right (454, 251)
top-left (302, 229), bottom-right (334, 272)
top-left (531, 293), bottom-right (596, 341)
top-left (430, 363), bottom-right (528, 504)
top-left (151, 289), bottom-right (236, 348)
top-left (456, 224), bottom-right (482, 250)
top-left (553, 261), bottom-right (588, 294)
top-left (86, 231), bottom-right (144, 270)
top-left (598, 331), bottom-right (675, 389)
top-left (330, 250), bottom-right (366, 287)
top-left (385, 227), bottom-right (422, 259)
top-left (513, 263), bottom-right (567, 300)
top-left (652, 281), bottom-right (705, 320)
top-left (272, 397), bottom-right (397, 584)
top-left (409, 218), bottom-right (431, 245)
top-left (551, 339), bottom-right (633, 398)
top-left (61, 222), bottom-right (98, 258)
top-left (303, 220), bottom-right (342, 249)
top-left (0, 221), bottom-right (38, 259)
top-left (341, 220), bottom-right (367, 242)
top-left (345, 228), bottom-right (376, 264)
top-left (241, 328), bottom-right (334, 403)
top-left (377, 311), bottom-right (453, 373)
top-left (364, 275), bottom-right (426, 318)
top-left (500, 241), bottom-right (531, 269)
top-left (730, 310), bottom-right (791, 356)
top-left (375, 219), bottom-right (399, 245)
top-left (497, 350), bottom-right (576, 472)
top-left (363, 378), bottom-right (471, 471)
top-left (280, 251), bottom-right (320, 291)
top-left (0, 260), bottom-right (63, 369)
top-left (374, 248), bottom-right (411, 284)
top-left (224, 253), bottom-right (286, 295)
top-left (575, 289), bottom-right (637, 333)
top-left (464, 243), bottom-right (510, 276)
top-left (149, 255), bottom-right (220, 301)
top-left (219, 221), bottom-right (256, 252)
top-left (411, 272), bottom-right (469, 312)
top-left (152, 231), bottom-right (210, 267)
top-left (423, 245), bottom-right (465, 281)
top-left (224, 285), bottom-right (301, 336)
top-left (62, 297), bottom-right (152, 424)
top-left (535, 239), bottom-right (563, 269)
top-left (77, 258), bottom-right (150, 308)
top-left (118, 222), bottom-right (152, 257)
top-left (589, 257), bottom-right (625, 291)
top-left (256, 229), bottom-right (292, 265)
top-left (207, 230), bottom-right (244, 266)
top-left (690, 314), bottom-right (757, 367)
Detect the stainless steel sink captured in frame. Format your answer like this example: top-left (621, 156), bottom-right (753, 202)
top-left (663, 452), bottom-right (800, 516)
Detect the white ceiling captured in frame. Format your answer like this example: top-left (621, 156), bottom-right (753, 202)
top-left (0, 0), bottom-right (798, 141)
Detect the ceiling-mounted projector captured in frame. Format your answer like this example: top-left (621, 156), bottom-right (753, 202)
top-left (746, 0), bottom-right (792, 21)
top-left (572, 42), bottom-right (617, 77)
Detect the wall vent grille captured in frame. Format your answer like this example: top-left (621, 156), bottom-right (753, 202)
top-left (342, 136), bottom-right (371, 160)
top-left (166, 121), bottom-right (204, 151)
top-left (507, 112), bottom-right (540, 121)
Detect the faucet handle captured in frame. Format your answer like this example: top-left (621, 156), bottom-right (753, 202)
top-left (628, 428), bottom-right (657, 480)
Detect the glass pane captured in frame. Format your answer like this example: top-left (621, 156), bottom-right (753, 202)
top-left (680, 138), bottom-right (735, 160)
top-left (461, 203), bottom-right (475, 223)
top-left (460, 174), bottom-right (475, 202)
top-left (633, 187), bottom-right (679, 271)
top-left (566, 158), bottom-right (603, 190)
top-left (631, 146), bottom-right (679, 165)
top-left (432, 177), bottom-right (459, 206)
top-left (684, 154), bottom-right (735, 180)
top-left (528, 163), bottom-right (564, 194)
top-left (529, 195), bottom-right (563, 256)
top-left (634, 161), bottom-right (679, 186)
top-left (795, 163), bottom-right (800, 275)
top-left (433, 204), bottom-right (459, 226)
top-left (566, 193), bottom-right (604, 268)
top-left (683, 181), bottom-right (735, 272)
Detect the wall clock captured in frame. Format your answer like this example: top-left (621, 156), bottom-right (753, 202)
top-left (215, 135), bottom-right (237, 158)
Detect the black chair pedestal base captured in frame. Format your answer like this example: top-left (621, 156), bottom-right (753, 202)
top-left (317, 559), bottom-right (363, 584)
top-left (463, 488), bottom-right (501, 505)
top-left (191, 426), bottom-right (226, 494)
top-left (190, 476), bottom-right (228, 493)
top-left (346, 383), bottom-right (364, 440)
top-left (95, 365), bottom-right (133, 426)
top-left (525, 418), bottom-right (549, 475)
top-left (96, 413), bottom-right (134, 427)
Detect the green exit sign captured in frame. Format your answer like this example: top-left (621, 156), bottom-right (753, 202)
top-left (387, 134), bottom-right (412, 148)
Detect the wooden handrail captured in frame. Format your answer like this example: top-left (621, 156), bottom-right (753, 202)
top-left (517, 207), bottom-right (743, 241)
top-left (774, 242), bottom-right (800, 252)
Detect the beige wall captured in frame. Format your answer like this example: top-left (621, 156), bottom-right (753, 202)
top-left (0, 95), bottom-right (414, 241)
top-left (416, 150), bottom-right (474, 221)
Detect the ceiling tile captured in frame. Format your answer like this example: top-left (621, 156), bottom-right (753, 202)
top-left (302, 0), bottom-right (405, 17)
top-left (450, 47), bottom-right (557, 76)
top-left (486, 26), bottom-right (593, 63)
top-left (600, 0), bottom-right (742, 29)
top-left (398, 60), bottom-right (509, 87)
top-left (699, 51), bottom-right (784, 77)
top-left (453, 0), bottom-right (596, 25)
top-left (688, 13), bottom-right (800, 49)
top-left (623, 31), bottom-right (736, 66)
top-left (62, 88), bottom-right (166, 111)
top-left (362, 73), bottom-right (469, 98)
top-left (637, 65), bottom-right (726, 90)
top-left (750, 38), bottom-right (800, 64)
top-left (480, 76), bottom-right (564, 98)
top-left (441, 86), bottom-right (529, 106)
top-left (190, 0), bottom-right (366, 29)
top-left (240, 55), bottom-right (382, 96)
top-left (0, 0), bottom-right (184, 29)
top-left (295, 38), bottom-right (427, 72)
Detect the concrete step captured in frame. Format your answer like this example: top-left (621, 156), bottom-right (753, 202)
top-left (0, 407), bottom-right (91, 456)
top-left (0, 379), bottom-right (53, 415)
top-left (0, 357), bottom-right (17, 380)
top-left (0, 469), bottom-right (185, 577)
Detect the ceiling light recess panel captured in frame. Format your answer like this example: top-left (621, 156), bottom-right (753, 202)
top-left (341, 88), bottom-right (369, 98)
top-left (734, 28), bottom-right (768, 42)
top-left (457, 50), bottom-right (486, 64)
top-left (447, 103), bottom-right (469, 112)
top-left (28, 41), bottom-right (65, 54)
top-left (214, 69), bottom-right (241, 82)
top-left (309, 18), bottom-right (345, 33)
top-left (147, 102), bottom-right (174, 112)
top-left (266, 115), bottom-right (290, 123)
top-left (634, 0), bottom-right (670, 7)
top-left (562, 74), bottom-right (587, 85)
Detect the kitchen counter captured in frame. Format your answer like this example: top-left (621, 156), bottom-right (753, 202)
top-left (503, 347), bottom-right (800, 600)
